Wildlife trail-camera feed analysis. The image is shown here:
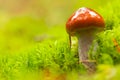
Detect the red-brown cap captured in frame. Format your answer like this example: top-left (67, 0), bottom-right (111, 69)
top-left (66, 7), bottom-right (105, 36)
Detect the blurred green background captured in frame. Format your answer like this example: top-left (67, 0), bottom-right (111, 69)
top-left (0, 0), bottom-right (110, 54)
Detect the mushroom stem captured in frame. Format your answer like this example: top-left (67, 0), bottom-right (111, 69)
top-left (78, 33), bottom-right (96, 72)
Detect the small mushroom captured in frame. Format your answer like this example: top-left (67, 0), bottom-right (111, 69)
top-left (66, 7), bottom-right (105, 71)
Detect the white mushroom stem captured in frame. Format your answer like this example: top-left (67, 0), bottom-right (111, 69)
top-left (77, 31), bottom-right (96, 71)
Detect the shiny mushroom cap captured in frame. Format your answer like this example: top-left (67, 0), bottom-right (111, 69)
top-left (66, 7), bottom-right (105, 36)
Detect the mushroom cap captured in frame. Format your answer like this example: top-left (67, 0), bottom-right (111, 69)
top-left (66, 7), bottom-right (105, 36)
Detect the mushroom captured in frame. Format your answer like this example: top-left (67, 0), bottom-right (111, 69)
top-left (66, 7), bottom-right (105, 71)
